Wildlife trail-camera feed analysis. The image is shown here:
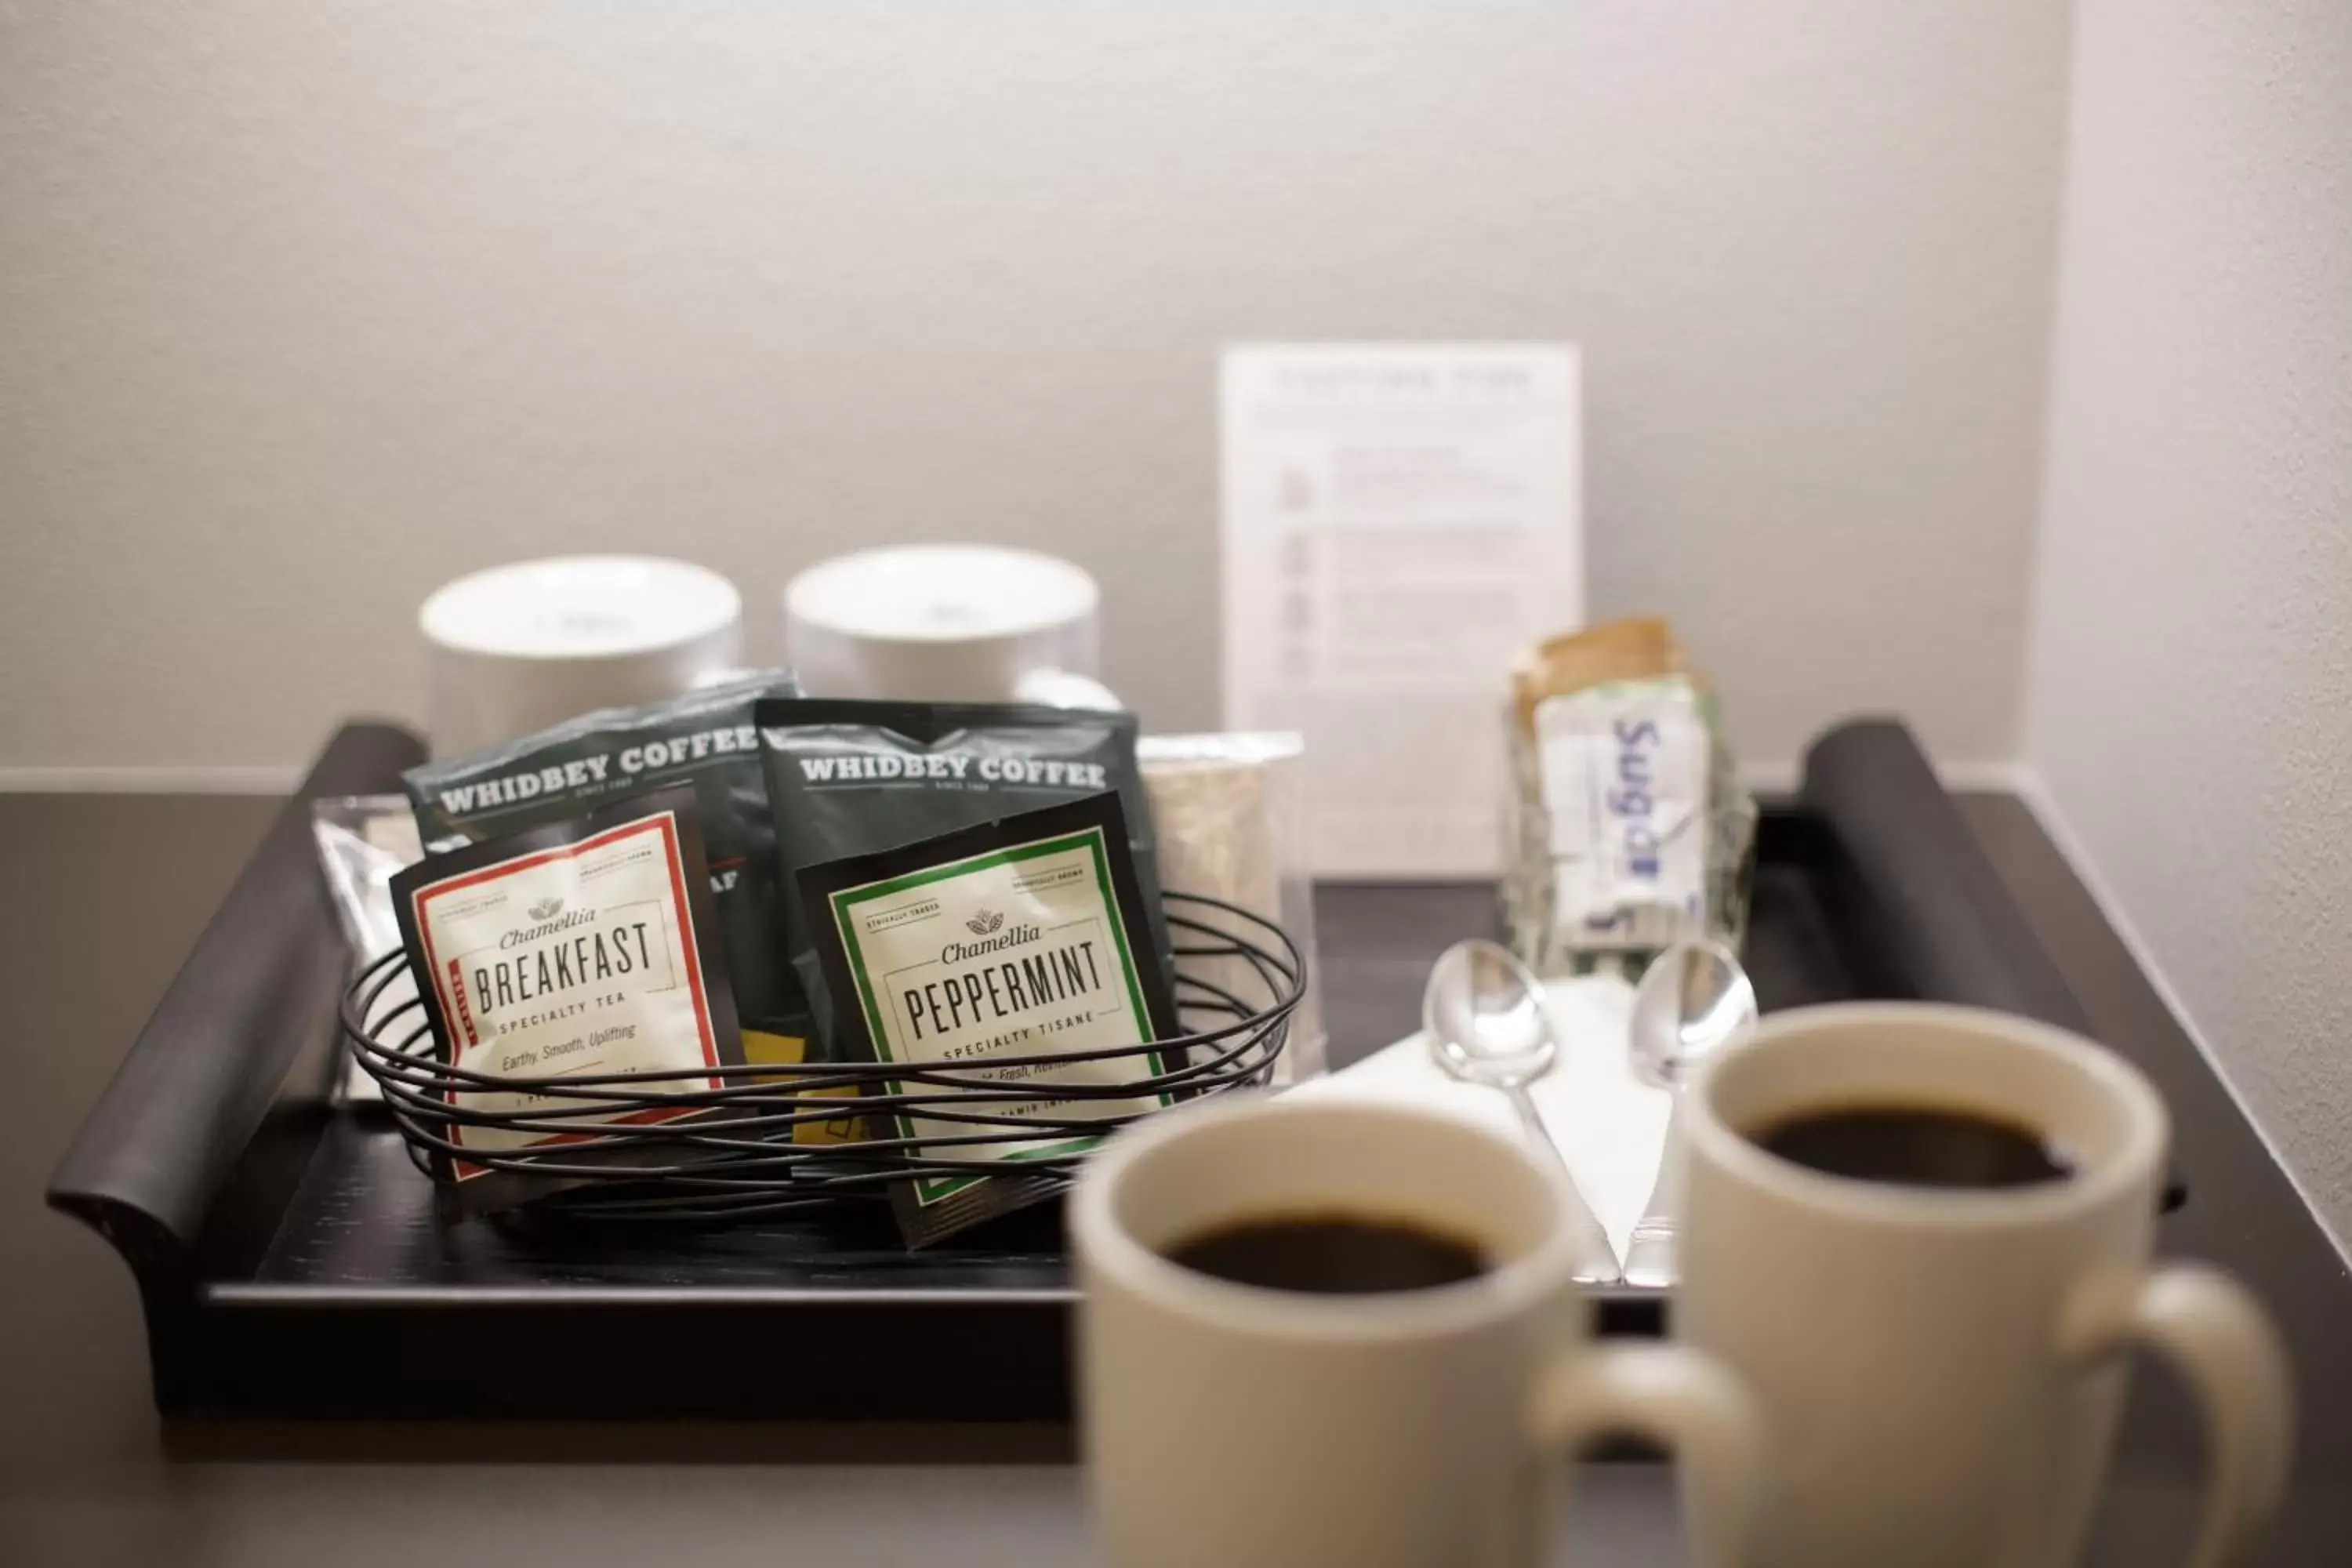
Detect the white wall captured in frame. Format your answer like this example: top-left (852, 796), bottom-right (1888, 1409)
top-left (0, 2), bottom-right (2069, 778)
top-left (2026, 1), bottom-right (2352, 1241)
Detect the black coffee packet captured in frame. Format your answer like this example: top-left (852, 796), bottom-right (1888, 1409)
top-left (757, 698), bottom-right (1173, 1054)
top-left (797, 793), bottom-right (1181, 1247)
top-left (390, 785), bottom-right (747, 1213)
top-left (403, 671), bottom-right (811, 1065)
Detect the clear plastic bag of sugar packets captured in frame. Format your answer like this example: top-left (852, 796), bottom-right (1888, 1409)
top-left (1501, 619), bottom-right (1757, 982)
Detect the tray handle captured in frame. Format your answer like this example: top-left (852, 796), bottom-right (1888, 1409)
top-left (1800, 717), bottom-right (2090, 1034)
top-left (47, 722), bottom-right (426, 1287)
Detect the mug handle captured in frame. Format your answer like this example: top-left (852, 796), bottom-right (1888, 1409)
top-left (2060, 1264), bottom-right (2295, 1568)
top-left (1529, 1344), bottom-right (1762, 1568)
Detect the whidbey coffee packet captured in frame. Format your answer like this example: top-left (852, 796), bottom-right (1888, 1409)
top-left (403, 670), bottom-right (811, 1065)
top-left (756, 697), bottom-right (1172, 1055)
top-left (390, 785), bottom-right (746, 1211)
top-left (797, 793), bottom-right (1181, 1247)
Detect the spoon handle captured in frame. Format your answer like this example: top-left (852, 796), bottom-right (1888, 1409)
top-left (1508, 1085), bottom-right (1623, 1286)
top-left (1621, 1104), bottom-right (1683, 1289)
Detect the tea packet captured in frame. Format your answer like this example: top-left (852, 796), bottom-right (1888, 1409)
top-left (402, 670), bottom-right (811, 1065)
top-left (390, 784), bottom-right (746, 1211)
top-left (757, 697), bottom-right (1172, 1054)
top-left (1502, 617), bottom-right (1755, 977)
top-left (797, 793), bottom-right (1180, 1247)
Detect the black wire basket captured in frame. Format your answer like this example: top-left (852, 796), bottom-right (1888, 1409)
top-left (342, 890), bottom-right (1305, 1223)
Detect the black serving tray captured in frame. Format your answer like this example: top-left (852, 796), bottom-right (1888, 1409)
top-left (49, 717), bottom-right (2108, 1421)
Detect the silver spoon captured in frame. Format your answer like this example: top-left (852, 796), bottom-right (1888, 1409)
top-left (1619, 938), bottom-right (1759, 1288)
top-left (1424, 939), bottom-right (1621, 1285)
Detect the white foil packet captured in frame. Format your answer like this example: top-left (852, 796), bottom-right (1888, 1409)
top-left (312, 795), bottom-right (428, 1104)
top-left (1534, 677), bottom-right (1711, 953)
top-left (1140, 733), bottom-right (1326, 1084)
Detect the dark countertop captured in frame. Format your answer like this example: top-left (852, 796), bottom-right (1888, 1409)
top-left (3, 792), bottom-right (2347, 1566)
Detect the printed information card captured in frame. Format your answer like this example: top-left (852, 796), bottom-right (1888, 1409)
top-left (1220, 344), bottom-right (1585, 876)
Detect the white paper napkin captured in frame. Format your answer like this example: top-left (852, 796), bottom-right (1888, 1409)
top-left (1285, 975), bottom-right (1673, 1264)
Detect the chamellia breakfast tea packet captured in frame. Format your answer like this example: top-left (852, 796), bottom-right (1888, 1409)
top-left (403, 671), bottom-right (811, 1065)
top-left (390, 785), bottom-right (746, 1211)
top-left (757, 697), bottom-right (1174, 1054)
top-left (797, 793), bottom-right (1181, 1247)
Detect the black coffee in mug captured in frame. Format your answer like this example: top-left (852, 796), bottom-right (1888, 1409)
top-left (1754, 1103), bottom-right (2074, 1190)
top-left (1163, 1214), bottom-right (1490, 1294)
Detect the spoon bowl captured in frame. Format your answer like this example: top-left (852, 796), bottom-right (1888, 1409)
top-left (1425, 941), bottom-right (1559, 1088)
top-left (1421, 938), bottom-right (1621, 1285)
top-left (1628, 938), bottom-right (1759, 1089)
top-left (1621, 938), bottom-right (1761, 1288)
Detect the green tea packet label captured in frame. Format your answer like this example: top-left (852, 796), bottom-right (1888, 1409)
top-left (825, 823), bottom-right (1169, 1207)
top-left (404, 809), bottom-right (727, 1176)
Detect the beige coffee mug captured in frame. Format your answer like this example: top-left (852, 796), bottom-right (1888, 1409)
top-left (1677, 1003), bottom-right (2292, 1568)
top-left (1073, 1096), bottom-right (1762, 1568)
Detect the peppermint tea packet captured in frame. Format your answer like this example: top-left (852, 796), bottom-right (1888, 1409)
top-left (797, 793), bottom-right (1180, 1247)
top-left (757, 697), bottom-right (1172, 1054)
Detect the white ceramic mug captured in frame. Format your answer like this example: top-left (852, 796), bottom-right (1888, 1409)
top-left (1676, 1003), bottom-right (2292, 1568)
top-left (1073, 1096), bottom-right (1762, 1568)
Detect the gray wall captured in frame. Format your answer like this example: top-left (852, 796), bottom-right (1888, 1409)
top-left (2025, 0), bottom-right (2352, 1243)
top-left (0, 2), bottom-right (2070, 778)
